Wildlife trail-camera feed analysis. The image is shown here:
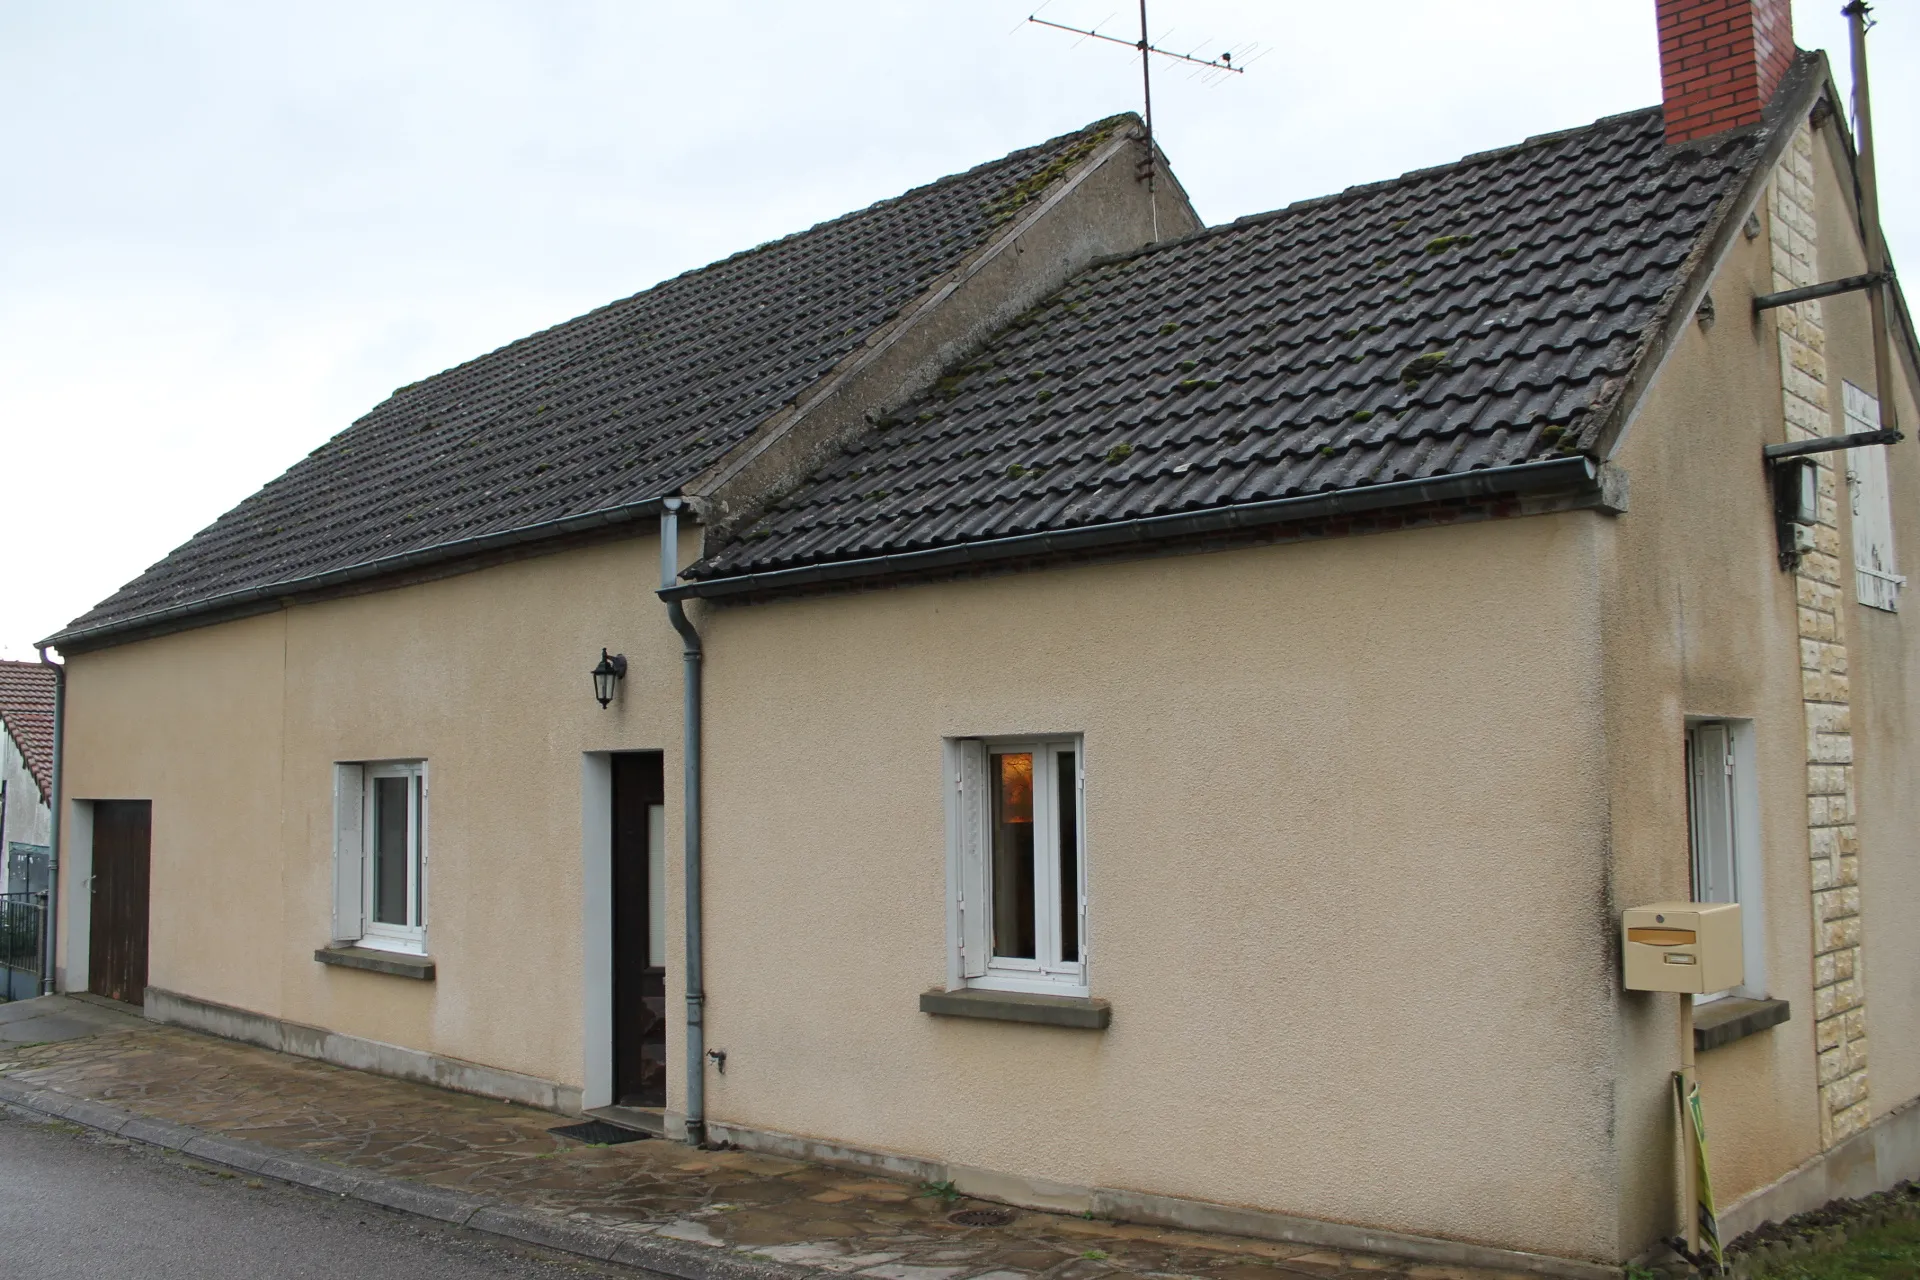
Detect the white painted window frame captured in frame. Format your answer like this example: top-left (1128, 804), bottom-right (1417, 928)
top-left (356, 761), bottom-right (429, 956)
top-left (1843, 382), bottom-right (1903, 612)
top-left (944, 736), bottom-right (1087, 997)
top-left (1685, 719), bottom-right (1766, 1001)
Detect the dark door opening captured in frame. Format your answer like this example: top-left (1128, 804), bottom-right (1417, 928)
top-left (89, 800), bottom-right (151, 1006)
top-left (611, 753), bottom-right (666, 1108)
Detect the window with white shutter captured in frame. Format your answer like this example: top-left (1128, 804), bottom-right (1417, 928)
top-left (1686, 723), bottom-right (1736, 908)
top-left (946, 736), bottom-right (1085, 995)
top-left (332, 760), bottom-right (429, 954)
top-left (331, 765), bottom-right (365, 943)
top-left (1844, 382), bottom-right (1903, 612)
top-left (1684, 720), bottom-right (1766, 1001)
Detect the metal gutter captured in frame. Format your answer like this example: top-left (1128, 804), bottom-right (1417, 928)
top-left (658, 499), bottom-right (707, 1147)
top-left (34, 647), bottom-right (63, 997)
top-left (42, 497), bottom-right (669, 654)
top-left (661, 456), bottom-right (1603, 603)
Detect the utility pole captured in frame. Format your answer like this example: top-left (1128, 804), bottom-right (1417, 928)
top-left (1843, 1), bottom-right (1898, 433)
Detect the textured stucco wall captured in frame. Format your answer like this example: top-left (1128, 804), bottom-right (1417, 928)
top-left (1599, 186), bottom-right (1822, 1254)
top-left (56, 533), bottom-right (690, 1092)
top-left (688, 514), bottom-right (1619, 1260)
top-left (59, 612), bottom-right (291, 1013)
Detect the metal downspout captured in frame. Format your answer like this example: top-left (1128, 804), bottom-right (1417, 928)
top-left (35, 646), bottom-right (64, 997)
top-left (659, 499), bottom-right (707, 1147)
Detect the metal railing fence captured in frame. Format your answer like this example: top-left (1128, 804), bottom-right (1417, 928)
top-left (0, 892), bottom-right (47, 1002)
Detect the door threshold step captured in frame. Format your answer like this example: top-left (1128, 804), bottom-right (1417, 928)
top-left (549, 1118), bottom-right (651, 1145)
top-left (586, 1104), bottom-right (668, 1137)
top-left (69, 991), bottom-right (148, 1017)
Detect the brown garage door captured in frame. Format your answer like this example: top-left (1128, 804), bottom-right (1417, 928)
top-left (89, 801), bottom-right (151, 1006)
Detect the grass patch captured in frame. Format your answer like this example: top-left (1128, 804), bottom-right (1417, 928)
top-left (1743, 1216), bottom-right (1920, 1279)
top-left (1729, 1183), bottom-right (1920, 1279)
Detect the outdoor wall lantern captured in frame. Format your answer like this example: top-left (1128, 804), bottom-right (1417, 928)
top-left (591, 649), bottom-right (628, 708)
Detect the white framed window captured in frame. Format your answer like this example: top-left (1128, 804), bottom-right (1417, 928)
top-left (332, 761), bottom-right (428, 955)
top-left (1844, 382), bottom-right (1903, 612)
top-left (945, 737), bottom-right (1086, 996)
top-left (1685, 720), bottom-right (1765, 1001)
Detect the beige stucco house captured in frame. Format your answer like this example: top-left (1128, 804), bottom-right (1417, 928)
top-left (37, 0), bottom-right (1920, 1270)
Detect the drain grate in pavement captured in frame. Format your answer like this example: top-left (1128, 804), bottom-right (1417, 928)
top-left (548, 1120), bottom-right (650, 1145)
top-left (948, 1207), bottom-right (1015, 1227)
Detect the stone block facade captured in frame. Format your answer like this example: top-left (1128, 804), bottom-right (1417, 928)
top-left (1771, 122), bottom-right (1870, 1147)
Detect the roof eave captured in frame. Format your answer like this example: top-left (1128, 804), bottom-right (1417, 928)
top-left (42, 495), bottom-right (673, 655)
top-left (0, 716), bottom-right (53, 807)
top-left (662, 456), bottom-right (1610, 604)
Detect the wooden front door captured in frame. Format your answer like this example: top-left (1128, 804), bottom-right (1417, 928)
top-left (611, 754), bottom-right (666, 1107)
top-left (88, 801), bottom-right (151, 1006)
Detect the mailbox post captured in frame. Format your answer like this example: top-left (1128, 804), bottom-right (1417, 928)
top-left (1623, 902), bottom-right (1744, 1260)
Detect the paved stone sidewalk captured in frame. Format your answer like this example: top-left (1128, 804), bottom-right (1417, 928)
top-left (0, 999), bottom-right (1544, 1280)
top-left (0, 988), bottom-right (146, 1045)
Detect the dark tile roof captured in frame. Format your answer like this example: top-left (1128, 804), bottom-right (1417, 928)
top-left (694, 106), bottom-right (1766, 581)
top-left (0, 661), bottom-right (57, 804)
top-left (53, 116), bottom-right (1133, 645)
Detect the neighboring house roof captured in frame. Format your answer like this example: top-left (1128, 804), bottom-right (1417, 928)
top-left (0, 661), bottom-right (56, 805)
top-left (690, 104), bottom-right (1769, 584)
top-left (50, 116), bottom-right (1133, 648)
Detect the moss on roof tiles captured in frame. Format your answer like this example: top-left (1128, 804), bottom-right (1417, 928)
top-left (696, 103), bottom-right (1771, 582)
top-left (982, 115), bottom-right (1131, 226)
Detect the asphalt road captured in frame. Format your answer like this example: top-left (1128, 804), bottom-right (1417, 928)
top-left (0, 1107), bottom-right (636, 1279)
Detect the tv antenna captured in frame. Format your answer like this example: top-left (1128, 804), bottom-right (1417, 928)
top-left (1027, 2), bottom-right (1256, 234)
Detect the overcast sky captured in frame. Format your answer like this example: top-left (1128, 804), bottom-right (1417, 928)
top-left (2, 1), bottom-right (1912, 658)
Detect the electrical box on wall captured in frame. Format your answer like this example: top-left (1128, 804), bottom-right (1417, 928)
top-left (1623, 902), bottom-right (1743, 994)
top-left (1771, 457), bottom-right (1820, 570)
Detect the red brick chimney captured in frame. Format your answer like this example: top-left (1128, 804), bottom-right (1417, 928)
top-left (1656, 0), bottom-right (1797, 143)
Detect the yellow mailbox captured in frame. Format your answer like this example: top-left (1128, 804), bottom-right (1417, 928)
top-left (1623, 902), bottom-right (1743, 994)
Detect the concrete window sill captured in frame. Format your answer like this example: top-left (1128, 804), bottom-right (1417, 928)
top-left (314, 946), bottom-right (436, 981)
top-left (1696, 997), bottom-right (1789, 1051)
top-left (919, 987), bottom-right (1109, 1029)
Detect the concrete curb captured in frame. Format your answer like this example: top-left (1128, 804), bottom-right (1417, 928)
top-left (0, 1078), bottom-right (815, 1280)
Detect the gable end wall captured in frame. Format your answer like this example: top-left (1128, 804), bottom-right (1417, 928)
top-left (1599, 99), bottom-right (1920, 1256)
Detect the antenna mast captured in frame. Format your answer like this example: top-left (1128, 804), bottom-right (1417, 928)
top-left (1027, 2), bottom-right (1252, 238)
top-left (1137, 0), bottom-right (1157, 197)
